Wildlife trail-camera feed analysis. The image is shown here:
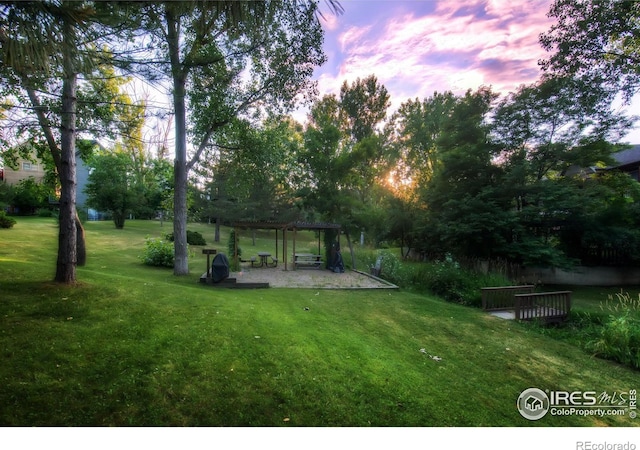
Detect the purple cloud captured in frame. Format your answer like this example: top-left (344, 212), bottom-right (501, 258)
top-left (316, 0), bottom-right (555, 100)
top-left (307, 0), bottom-right (640, 142)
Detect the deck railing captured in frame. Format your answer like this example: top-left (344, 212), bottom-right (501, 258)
top-left (514, 291), bottom-right (572, 323)
top-left (481, 285), bottom-right (535, 310)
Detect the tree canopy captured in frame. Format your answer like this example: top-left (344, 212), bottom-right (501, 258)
top-left (540, 0), bottom-right (640, 99)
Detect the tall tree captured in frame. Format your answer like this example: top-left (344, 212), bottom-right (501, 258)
top-left (196, 117), bottom-right (304, 231)
top-left (84, 151), bottom-right (137, 229)
top-left (382, 92), bottom-right (458, 256)
top-left (540, 0), bottom-right (640, 99)
top-left (0, 1), bottom-right (96, 282)
top-left (492, 76), bottom-right (634, 266)
top-left (1, 2), bottom-right (149, 281)
top-left (492, 76), bottom-right (631, 182)
top-left (420, 87), bottom-right (509, 259)
top-left (298, 94), bottom-right (348, 220)
top-left (337, 76), bottom-right (391, 202)
top-left (125, 1), bottom-right (336, 275)
top-left (387, 91), bottom-right (457, 188)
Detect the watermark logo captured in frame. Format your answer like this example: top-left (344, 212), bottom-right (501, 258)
top-left (518, 387), bottom-right (637, 421)
top-left (517, 387), bottom-right (550, 420)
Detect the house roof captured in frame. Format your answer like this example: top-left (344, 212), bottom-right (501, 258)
top-left (612, 145), bottom-right (640, 168)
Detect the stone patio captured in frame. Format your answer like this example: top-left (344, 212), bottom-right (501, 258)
top-left (227, 266), bottom-right (398, 289)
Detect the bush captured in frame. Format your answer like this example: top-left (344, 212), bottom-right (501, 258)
top-left (421, 259), bottom-right (481, 306)
top-left (0, 211), bottom-right (16, 229)
top-left (589, 291), bottom-right (640, 369)
top-left (37, 208), bottom-right (54, 217)
top-left (356, 249), bottom-right (510, 306)
top-left (140, 237), bottom-right (174, 268)
top-left (165, 230), bottom-right (207, 246)
top-left (227, 229), bottom-right (241, 257)
top-left (591, 314), bottom-right (640, 369)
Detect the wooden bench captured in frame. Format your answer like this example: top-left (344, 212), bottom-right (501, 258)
top-left (481, 285), bottom-right (535, 311)
top-left (514, 291), bottom-right (572, 323)
top-left (294, 253), bottom-right (322, 269)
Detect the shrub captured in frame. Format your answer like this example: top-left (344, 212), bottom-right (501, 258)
top-left (422, 260), bottom-right (481, 306)
top-left (37, 208), bottom-right (54, 217)
top-left (600, 291), bottom-right (640, 320)
top-left (589, 291), bottom-right (640, 369)
top-left (356, 249), bottom-right (510, 307)
top-left (0, 211), bottom-right (16, 229)
top-left (140, 237), bottom-right (174, 268)
top-left (165, 230), bottom-right (207, 246)
top-left (591, 314), bottom-right (640, 369)
top-left (227, 229), bottom-right (241, 257)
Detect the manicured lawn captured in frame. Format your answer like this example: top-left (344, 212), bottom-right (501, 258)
top-left (0, 217), bottom-right (637, 426)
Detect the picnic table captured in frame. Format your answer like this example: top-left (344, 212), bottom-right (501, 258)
top-left (252, 252), bottom-right (278, 268)
top-left (294, 253), bottom-right (322, 269)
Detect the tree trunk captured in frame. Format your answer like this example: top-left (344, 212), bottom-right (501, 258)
top-left (55, 15), bottom-right (78, 283)
top-left (344, 229), bottom-right (356, 271)
top-left (76, 211), bottom-right (86, 266)
top-left (166, 8), bottom-right (189, 275)
top-left (113, 211), bottom-right (126, 229)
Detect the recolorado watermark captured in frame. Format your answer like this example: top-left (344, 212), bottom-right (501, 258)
top-left (517, 387), bottom-right (637, 421)
top-left (576, 442), bottom-right (636, 450)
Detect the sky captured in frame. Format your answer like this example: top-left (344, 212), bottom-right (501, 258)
top-left (307, 0), bottom-right (640, 143)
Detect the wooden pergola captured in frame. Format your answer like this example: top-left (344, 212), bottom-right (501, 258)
top-left (233, 220), bottom-right (343, 271)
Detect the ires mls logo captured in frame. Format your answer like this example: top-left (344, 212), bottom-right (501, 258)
top-left (517, 388), bottom-right (550, 420)
top-left (517, 387), bottom-right (636, 421)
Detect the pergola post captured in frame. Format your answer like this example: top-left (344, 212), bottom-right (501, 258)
top-left (275, 229), bottom-right (278, 260)
top-left (292, 227), bottom-right (297, 271)
top-left (283, 227), bottom-right (288, 271)
top-left (233, 225), bottom-right (239, 269)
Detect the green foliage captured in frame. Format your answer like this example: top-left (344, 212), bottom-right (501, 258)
top-left (0, 181), bottom-right (12, 210)
top-left (396, 78), bottom-right (636, 268)
top-left (592, 292), bottom-right (640, 368)
top-left (140, 237), bottom-right (174, 268)
top-left (85, 152), bottom-right (136, 229)
top-left (406, 257), bottom-right (509, 308)
top-left (165, 230), bottom-right (206, 246)
top-left (0, 211), bottom-right (16, 228)
top-left (195, 118), bottom-right (303, 226)
top-left (357, 250), bottom-right (510, 307)
top-left (600, 291), bottom-right (640, 320)
top-left (540, 0), bottom-right (640, 99)
top-left (36, 208), bottom-right (53, 217)
top-left (227, 229), bottom-right (241, 257)
top-left (11, 178), bottom-right (51, 214)
top-left (528, 290), bottom-right (640, 371)
top-left (298, 76), bottom-right (393, 229)
top-left (592, 314), bottom-right (640, 369)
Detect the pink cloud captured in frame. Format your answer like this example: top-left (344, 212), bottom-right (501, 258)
top-left (318, 0), bottom-right (557, 104)
top-left (307, 0), bottom-right (640, 142)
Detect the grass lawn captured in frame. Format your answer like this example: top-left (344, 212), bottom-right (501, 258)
top-left (0, 217), bottom-right (638, 426)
